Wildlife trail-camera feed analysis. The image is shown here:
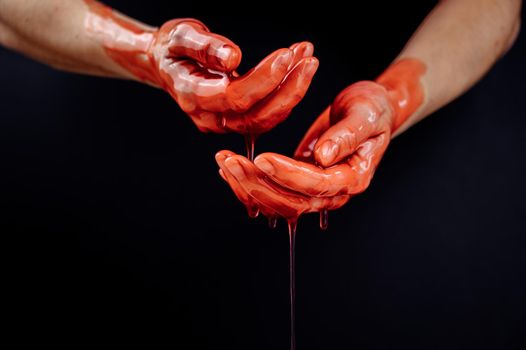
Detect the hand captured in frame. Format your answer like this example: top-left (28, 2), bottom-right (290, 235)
top-left (215, 81), bottom-right (396, 218)
top-left (215, 58), bottom-right (425, 218)
top-left (92, 13), bottom-right (319, 134)
top-left (84, 2), bottom-right (318, 134)
top-left (152, 20), bottom-right (319, 134)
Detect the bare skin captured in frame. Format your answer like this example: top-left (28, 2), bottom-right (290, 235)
top-left (0, 0), bottom-right (318, 134)
top-left (216, 0), bottom-right (522, 220)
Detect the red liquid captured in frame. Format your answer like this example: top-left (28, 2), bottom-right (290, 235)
top-left (268, 216), bottom-right (278, 229)
top-left (287, 219), bottom-right (298, 350)
top-left (319, 209), bottom-right (328, 230)
top-left (245, 134), bottom-right (256, 161)
top-left (247, 203), bottom-right (260, 218)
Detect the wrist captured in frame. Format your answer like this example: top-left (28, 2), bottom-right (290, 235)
top-left (84, 0), bottom-right (162, 86)
top-left (106, 31), bottom-right (162, 86)
top-left (375, 58), bottom-right (426, 133)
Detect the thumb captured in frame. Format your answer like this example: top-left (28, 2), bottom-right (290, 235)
top-left (314, 82), bottom-right (394, 167)
top-left (313, 104), bottom-right (384, 167)
top-left (164, 19), bottom-right (242, 72)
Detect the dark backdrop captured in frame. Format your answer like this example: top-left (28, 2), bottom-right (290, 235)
top-left (2, 1), bottom-right (525, 349)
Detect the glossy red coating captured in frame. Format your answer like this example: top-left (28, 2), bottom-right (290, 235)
top-left (84, 0), bottom-right (318, 135)
top-left (216, 58), bottom-right (426, 220)
top-left (377, 58), bottom-right (427, 132)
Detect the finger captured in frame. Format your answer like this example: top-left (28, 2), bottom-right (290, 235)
top-left (217, 152), bottom-right (281, 218)
top-left (244, 57), bottom-right (318, 133)
top-left (289, 42), bottom-right (314, 69)
top-left (217, 152), bottom-right (350, 215)
top-left (294, 107), bottom-right (331, 161)
top-left (255, 149), bottom-right (386, 197)
top-left (167, 19), bottom-right (241, 72)
top-left (217, 151), bottom-right (274, 217)
top-left (307, 194), bottom-right (351, 212)
top-left (314, 83), bottom-right (392, 167)
top-left (224, 155), bottom-right (311, 218)
top-left (216, 150), bottom-right (236, 159)
top-left (216, 151), bottom-right (252, 205)
top-left (313, 108), bottom-right (378, 167)
top-left (226, 48), bottom-right (293, 112)
top-left (162, 60), bottom-right (230, 113)
top-left (219, 169), bottom-right (227, 181)
top-left (255, 153), bottom-right (332, 196)
top-left (254, 153), bottom-right (349, 197)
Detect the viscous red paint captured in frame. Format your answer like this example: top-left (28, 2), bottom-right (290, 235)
top-left (377, 58), bottom-right (427, 132)
top-left (84, 4), bottom-right (320, 349)
top-left (217, 60), bottom-right (426, 349)
top-left (86, 2), bottom-right (426, 347)
top-left (84, 0), bottom-right (318, 147)
top-left (288, 219), bottom-right (297, 350)
top-left (216, 58), bottom-right (427, 221)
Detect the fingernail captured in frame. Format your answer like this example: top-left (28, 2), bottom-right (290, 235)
top-left (276, 49), bottom-right (293, 67)
top-left (304, 58), bottom-right (319, 77)
top-left (225, 158), bottom-right (244, 179)
top-left (215, 151), bottom-right (229, 165)
top-left (255, 158), bottom-right (275, 176)
top-left (303, 42), bottom-right (314, 58)
top-left (316, 140), bottom-right (339, 165)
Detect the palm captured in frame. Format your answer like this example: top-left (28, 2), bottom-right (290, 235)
top-left (216, 82), bottom-right (395, 219)
top-left (153, 22), bottom-right (318, 134)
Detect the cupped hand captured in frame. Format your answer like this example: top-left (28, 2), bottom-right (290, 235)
top-left (215, 81), bottom-right (395, 218)
top-left (150, 20), bottom-right (318, 134)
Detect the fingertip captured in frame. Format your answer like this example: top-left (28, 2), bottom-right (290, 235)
top-left (290, 41), bottom-right (314, 59)
top-left (304, 57), bottom-right (319, 77)
top-left (314, 139), bottom-right (339, 167)
top-left (215, 150), bottom-right (234, 164)
top-left (219, 44), bottom-right (242, 72)
top-left (274, 48), bottom-right (294, 70)
top-left (301, 41), bottom-right (314, 57)
top-left (284, 57), bottom-right (318, 86)
top-left (225, 48), bottom-right (294, 113)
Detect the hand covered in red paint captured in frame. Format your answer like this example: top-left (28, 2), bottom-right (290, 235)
top-left (148, 20), bottom-right (318, 134)
top-left (215, 81), bottom-right (394, 218)
top-left (84, 1), bottom-right (318, 135)
top-left (215, 59), bottom-right (425, 218)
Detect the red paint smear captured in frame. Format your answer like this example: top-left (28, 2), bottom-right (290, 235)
top-left (288, 219), bottom-right (297, 350)
top-left (105, 48), bottom-right (162, 85)
top-left (376, 58), bottom-right (426, 132)
top-left (84, 0), bottom-right (160, 85)
top-left (83, 1), bottom-right (316, 139)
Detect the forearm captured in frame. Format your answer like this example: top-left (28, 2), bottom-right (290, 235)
top-left (0, 0), bottom-right (153, 79)
top-left (380, 0), bottom-right (521, 136)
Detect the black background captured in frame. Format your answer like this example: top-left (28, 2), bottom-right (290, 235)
top-left (2, 1), bottom-right (526, 349)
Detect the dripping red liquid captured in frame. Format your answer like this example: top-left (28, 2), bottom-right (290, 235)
top-left (244, 134), bottom-right (256, 161)
top-left (320, 209), bottom-right (329, 230)
top-left (268, 216), bottom-right (278, 229)
top-left (245, 134), bottom-right (259, 217)
top-left (287, 219), bottom-right (298, 350)
top-left (247, 203), bottom-right (260, 218)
